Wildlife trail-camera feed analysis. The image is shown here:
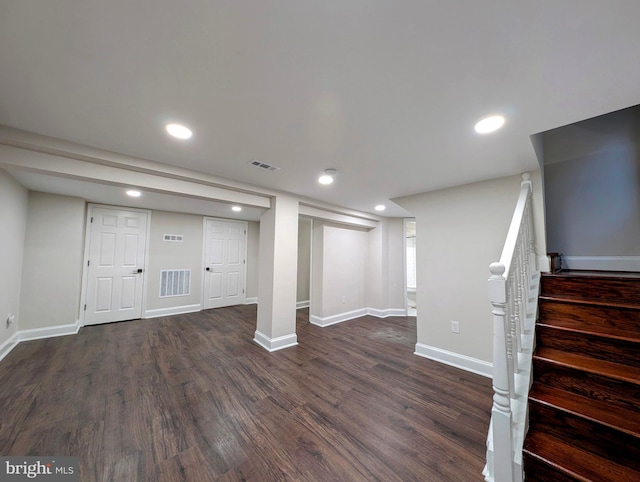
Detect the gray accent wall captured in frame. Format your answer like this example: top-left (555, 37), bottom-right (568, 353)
top-left (544, 149), bottom-right (640, 257)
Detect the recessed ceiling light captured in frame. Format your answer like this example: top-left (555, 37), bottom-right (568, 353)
top-left (231, 206), bottom-right (242, 212)
top-left (165, 123), bottom-right (193, 139)
top-left (474, 115), bottom-right (505, 134)
top-left (375, 204), bottom-right (386, 211)
top-left (318, 169), bottom-right (337, 185)
top-left (126, 190), bottom-right (141, 197)
top-left (318, 175), bottom-right (334, 185)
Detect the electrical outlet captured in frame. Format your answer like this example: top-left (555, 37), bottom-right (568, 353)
top-left (341, 296), bottom-right (346, 304)
top-left (451, 320), bottom-right (460, 334)
top-left (6, 313), bottom-right (15, 328)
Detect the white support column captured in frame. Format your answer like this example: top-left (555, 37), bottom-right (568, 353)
top-left (254, 194), bottom-right (299, 352)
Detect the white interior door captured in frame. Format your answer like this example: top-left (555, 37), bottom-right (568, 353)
top-left (84, 207), bottom-right (148, 325)
top-left (204, 218), bottom-right (247, 309)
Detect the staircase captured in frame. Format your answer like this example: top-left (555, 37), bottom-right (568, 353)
top-left (523, 270), bottom-right (640, 481)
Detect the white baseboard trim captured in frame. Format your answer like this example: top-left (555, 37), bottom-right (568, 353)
top-left (253, 330), bottom-right (298, 352)
top-left (244, 297), bottom-right (258, 305)
top-left (310, 307), bottom-right (408, 327)
top-left (0, 332), bottom-right (19, 363)
top-left (19, 319), bottom-right (81, 343)
top-left (414, 343), bottom-right (492, 378)
top-left (0, 321), bottom-right (81, 364)
top-left (367, 307), bottom-right (406, 318)
top-left (296, 300), bottom-right (310, 309)
top-left (563, 256), bottom-right (640, 272)
top-left (144, 304), bottom-right (202, 319)
top-left (310, 308), bottom-right (368, 327)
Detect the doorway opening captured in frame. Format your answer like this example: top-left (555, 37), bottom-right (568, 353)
top-left (405, 219), bottom-right (417, 317)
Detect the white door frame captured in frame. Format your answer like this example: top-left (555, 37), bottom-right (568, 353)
top-left (80, 204), bottom-right (152, 326)
top-left (201, 217), bottom-right (248, 309)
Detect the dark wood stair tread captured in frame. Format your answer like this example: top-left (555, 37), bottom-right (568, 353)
top-left (539, 294), bottom-right (640, 311)
top-left (528, 270), bottom-right (640, 481)
top-left (524, 430), bottom-right (640, 482)
top-left (546, 270), bottom-right (640, 279)
top-left (529, 383), bottom-right (640, 438)
top-left (533, 347), bottom-right (640, 385)
top-left (536, 321), bottom-right (640, 345)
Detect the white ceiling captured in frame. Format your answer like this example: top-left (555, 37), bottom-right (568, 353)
top-left (1, 1), bottom-right (639, 217)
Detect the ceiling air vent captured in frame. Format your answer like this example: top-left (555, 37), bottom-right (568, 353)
top-left (249, 160), bottom-right (280, 172)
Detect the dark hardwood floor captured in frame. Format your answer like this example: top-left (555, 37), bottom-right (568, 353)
top-left (0, 306), bottom-right (492, 481)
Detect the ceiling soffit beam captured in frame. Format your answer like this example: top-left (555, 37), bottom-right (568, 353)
top-left (0, 125), bottom-right (275, 197)
top-left (0, 125), bottom-right (382, 222)
top-left (0, 145), bottom-right (271, 208)
top-left (299, 204), bottom-right (378, 229)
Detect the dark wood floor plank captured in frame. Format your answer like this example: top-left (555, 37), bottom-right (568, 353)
top-left (0, 306), bottom-right (492, 481)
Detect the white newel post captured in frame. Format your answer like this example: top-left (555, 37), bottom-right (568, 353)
top-left (489, 262), bottom-right (515, 482)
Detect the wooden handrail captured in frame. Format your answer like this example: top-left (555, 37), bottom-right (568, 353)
top-left (498, 172), bottom-right (532, 278)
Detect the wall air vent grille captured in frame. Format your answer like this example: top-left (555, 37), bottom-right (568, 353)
top-left (249, 160), bottom-right (280, 172)
top-left (160, 269), bottom-right (191, 297)
top-left (163, 234), bottom-right (183, 242)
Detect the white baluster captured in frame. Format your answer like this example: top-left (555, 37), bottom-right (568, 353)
top-left (514, 242), bottom-right (524, 354)
top-left (521, 173), bottom-right (537, 274)
top-left (506, 281), bottom-right (516, 396)
top-left (527, 202), bottom-right (537, 273)
top-left (521, 215), bottom-right (531, 313)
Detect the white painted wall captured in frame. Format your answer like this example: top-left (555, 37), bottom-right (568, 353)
top-left (0, 169), bottom-right (28, 349)
top-left (365, 219), bottom-right (407, 312)
top-left (246, 221), bottom-right (260, 300)
top-left (395, 171), bottom-right (546, 364)
top-left (311, 222), bottom-right (368, 319)
top-left (310, 218), bottom-right (404, 322)
top-left (311, 221), bottom-right (324, 316)
top-left (297, 218), bottom-right (312, 304)
top-left (365, 220), bottom-right (386, 311)
top-left (387, 218), bottom-right (406, 310)
top-left (324, 223), bottom-right (367, 316)
top-left (19, 192), bottom-right (85, 330)
top-left (145, 210), bottom-right (204, 312)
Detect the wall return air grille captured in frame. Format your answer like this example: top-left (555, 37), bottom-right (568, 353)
top-left (160, 269), bottom-right (191, 297)
top-left (163, 234), bottom-right (183, 242)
